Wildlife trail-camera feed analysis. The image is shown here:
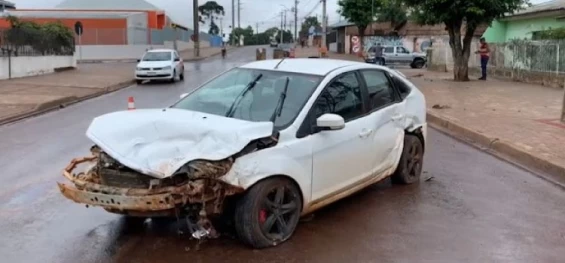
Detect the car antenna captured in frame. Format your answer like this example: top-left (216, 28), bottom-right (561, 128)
top-left (274, 57), bottom-right (286, 69)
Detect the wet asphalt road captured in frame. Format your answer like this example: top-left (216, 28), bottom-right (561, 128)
top-left (0, 46), bottom-right (564, 263)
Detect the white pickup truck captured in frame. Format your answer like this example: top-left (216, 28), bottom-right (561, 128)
top-left (365, 45), bottom-right (427, 69)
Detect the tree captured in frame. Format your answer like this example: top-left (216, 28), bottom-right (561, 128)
top-left (404, 0), bottom-right (528, 81)
top-left (375, 0), bottom-right (408, 32)
top-left (198, 1), bottom-right (225, 36)
top-left (299, 16), bottom-right (321, 39)
top-left (3, 16), bottom-right (74, 56)
top-left (338, 0), bottom-right (378, 53)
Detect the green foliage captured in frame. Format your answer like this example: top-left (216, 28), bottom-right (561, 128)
top-left (2, 16), bottom-right (74, 56)
top-left (198, 1), bottom-right (225, 36)
top-left (299, 16), bottom-right (321, 38)
top-left (405, 0), bottom-right (528, 28)
top-left (375, 0), bottom-right (408, 30)
top-left (337, 0), bottom-right (375, 32)
top-left (228, 26), bottom-right (292, 46)
top-left (533, 27), bottom-right (565, 40)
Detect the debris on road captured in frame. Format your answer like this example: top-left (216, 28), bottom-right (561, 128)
top-left (432, 104), bottom-right (451, 109)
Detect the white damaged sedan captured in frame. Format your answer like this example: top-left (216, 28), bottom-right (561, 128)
top-left (58, 58), bottom-right (427, 248)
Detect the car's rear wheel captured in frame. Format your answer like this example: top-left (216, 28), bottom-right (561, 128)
top-left (234, 177), bottom-right (302, 249)
top-left (136, 80), bottom-right (143, 85)
top-left (411, 58), bottom-right (425, 69)
top-left (179, 71), bottom-right (184, 81)
top-left (391, 134), bottom-right (424, 184)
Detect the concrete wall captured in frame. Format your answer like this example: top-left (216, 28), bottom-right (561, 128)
top-left (126, 13), bottom-right (149, 44)
top-left (76, 42), bottom-right (211, 60)
top-left (0, 55), bottom-right (76, 80)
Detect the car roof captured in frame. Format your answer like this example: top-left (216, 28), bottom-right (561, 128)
top-left (239, 58), bottom-right (363, 76)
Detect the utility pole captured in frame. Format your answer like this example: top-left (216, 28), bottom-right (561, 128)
top-left (193, 0), bottom-right (200, 57)
top-left (294, 0), bottom-right (298, 43)
top-left (280, 11), bottom-right (284, 44)
top-left (322, 0), bottom-right (327, 48)
top-left (220, 17), bottom-right (223, 36)
top-left (231, 0), bottom-right (235, 46)
top-left (237, 0), bottom-right (241, 28)
top-left (256, 22), bottom-right (259, 44)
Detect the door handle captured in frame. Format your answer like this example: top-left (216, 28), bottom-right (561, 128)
top-left (391, 114), bottom-right (403, 121)
top-left (358, 129), bottom-right (373, 138)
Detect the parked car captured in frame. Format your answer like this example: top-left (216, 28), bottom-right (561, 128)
top-left (135, 49), bottom-right (185, 84)
top-left (57, 58), bottom-right (427, 249)
top-left (365, 45), bottom-right (427, 69)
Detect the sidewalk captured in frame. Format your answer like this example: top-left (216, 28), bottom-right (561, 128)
top-left (0, 47), bottom-right (229, 125)
top-left (296, 48), bottom-right (565, 183)
top-left (401, 69), bottom-right (565, 182)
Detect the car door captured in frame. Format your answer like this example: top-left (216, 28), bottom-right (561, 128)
top-left (383, 46), bottom-right (395, 63)
top-left (309, 71), bottom-right (375, 201)
top-left (395, 46), bottom-right (412, 64)
top-left (358, 69), bottom-right (405, 175)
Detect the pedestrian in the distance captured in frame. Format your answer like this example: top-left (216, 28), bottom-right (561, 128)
top-left (374, 43), bottom-right (384, 65)
top-left (475, 37), bottom-right (490, 80)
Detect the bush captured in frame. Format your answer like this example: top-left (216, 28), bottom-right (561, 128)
top-left (2, 15), bottom-right (75, 56)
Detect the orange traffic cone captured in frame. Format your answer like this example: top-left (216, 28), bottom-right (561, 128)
top-left (127, 96), bottom-right (135, 110)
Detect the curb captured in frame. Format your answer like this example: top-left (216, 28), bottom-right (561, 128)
top-left (427, 111), bottom-right (565, 188)
top-left (0, 80), bottom-right (135, 126)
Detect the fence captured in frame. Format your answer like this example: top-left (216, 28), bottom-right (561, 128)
top-left (429, 39), bottom-right (565, 74)
top-left (72, 27), bottom-right (217, 46)
top-left (0, 28), bottom-right (75, 57)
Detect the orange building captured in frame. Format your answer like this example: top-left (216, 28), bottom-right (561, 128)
top-left (0, 9), bottom-right (167, 45)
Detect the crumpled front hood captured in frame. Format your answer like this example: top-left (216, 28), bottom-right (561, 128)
top-left (86, 108), bottom-right (274, 179)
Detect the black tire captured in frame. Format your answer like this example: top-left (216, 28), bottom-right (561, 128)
top-left (179, 72), bottom-right (185, 81)
top-left (234, 177), bottom-right (302, 249)
top-left (170, 70), bottom-right (176, 83)
top-left (136, 80), bottom-right (143, 85)
top-left (391, 134), bottom-right (424, 184)
top-left (411, 58), bottom-right (425, 69)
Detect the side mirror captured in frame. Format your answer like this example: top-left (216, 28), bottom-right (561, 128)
top-left (180, 93), bottom-right (188, 99)
top-left (137, 59), bottom-right (141, 62)
top-left (174, 58), bottom-right (180, 62)
top-left (316, 113), bottom-right (345, 131)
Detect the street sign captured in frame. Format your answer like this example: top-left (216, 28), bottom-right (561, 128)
top-left (74, 21), bottom-right (83, 36)
top-left (351, 36), bottom-right (359, 44)
top-left (352, 45), bottom-right (360, 53)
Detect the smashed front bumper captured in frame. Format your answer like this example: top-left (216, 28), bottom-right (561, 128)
top-left (57, 156), bottom-right (243, 215)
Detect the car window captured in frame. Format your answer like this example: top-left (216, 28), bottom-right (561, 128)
top-left (361, 70), bottom-right (395, 110)
top-left (313, 72), bottom-right (363, 122)
top-left (173, 68), bottom-right (322, 130)
top-left (142, 51), bottom-right (171, 61)
top-left (391, 74), bottom-right (412, 99)
top-left (383, 47), bottom-right (394, 53)
top-left (396, 47), bottom-right (409, 54)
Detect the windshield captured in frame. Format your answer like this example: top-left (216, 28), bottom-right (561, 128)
top-left (142, 51), bottom-right (171, 61)
top-left (172, 68), bottom-right (322, 129)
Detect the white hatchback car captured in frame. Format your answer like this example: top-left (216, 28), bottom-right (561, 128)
top-left (58, 58), bottom-right (426, 249)
top-left (135, 49), bottom-right (185, 84)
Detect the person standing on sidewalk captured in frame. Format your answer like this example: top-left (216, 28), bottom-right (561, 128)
top-left (374, 43), bottom-right (384, 65)
top-left (475, 37), bottom-right (490, 80)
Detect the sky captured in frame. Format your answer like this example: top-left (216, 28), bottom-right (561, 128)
top-left (8, 0), bottom-right (343, 33)
top-left (8, 0), bottom-right (552, 33)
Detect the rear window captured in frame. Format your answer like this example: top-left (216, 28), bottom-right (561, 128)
top-left (391, 75), bottom-right (412, 99)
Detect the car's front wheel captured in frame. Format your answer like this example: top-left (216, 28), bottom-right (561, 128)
top-left (234, 177), bottom-right (302, 248)
top-left (391, 134), bottom-right (424, 184)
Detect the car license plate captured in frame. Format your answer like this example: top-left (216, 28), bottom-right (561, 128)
top-left (147, 72), bottom-right (156, 75)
